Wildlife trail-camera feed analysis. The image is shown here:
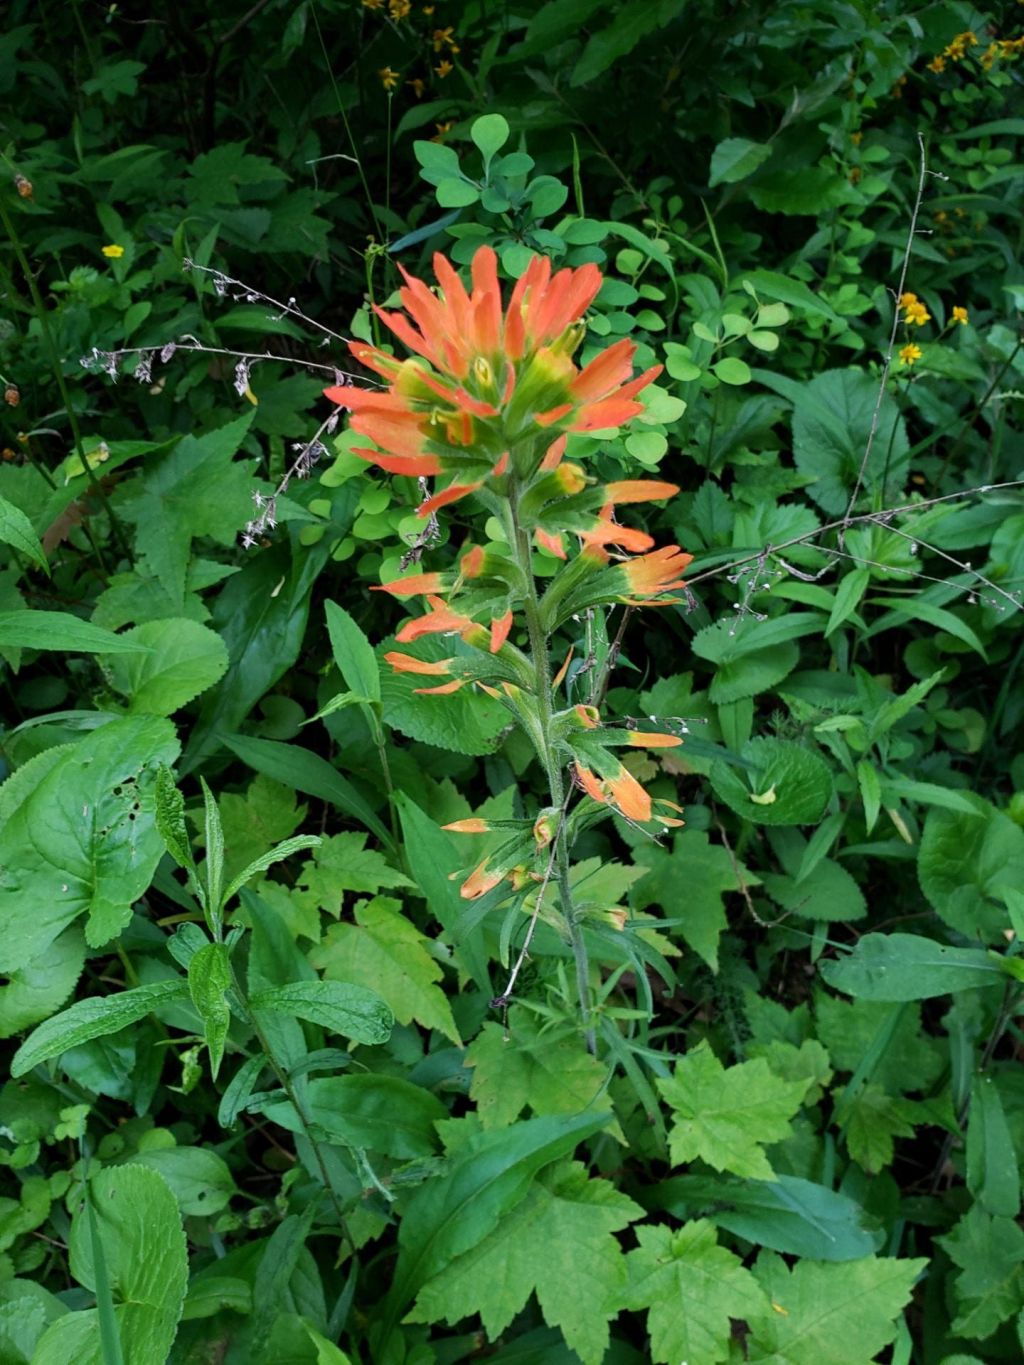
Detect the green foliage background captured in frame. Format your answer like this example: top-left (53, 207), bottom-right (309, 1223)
top-left (1, 0), bottom-right (1023, 1361)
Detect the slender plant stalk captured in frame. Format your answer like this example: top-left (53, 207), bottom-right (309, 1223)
top-left (509, 497), bottom-right (596, 1053)
top-left (232, 973), bottom-right (358, 1252)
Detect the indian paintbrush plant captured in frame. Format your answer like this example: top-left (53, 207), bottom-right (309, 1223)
top-left (324, 245), bottom-right (691, 1046)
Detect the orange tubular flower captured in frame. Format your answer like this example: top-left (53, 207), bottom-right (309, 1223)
top-left (395, 596), bottom-right (474, 643)
top-left (621, 546), bottom-right (694, 599)
top-left (323, 245), bottom-right (662, 512)
top-left (383, 651), bottom-right (454, 675)
top-left (574, 761), bottom-right (652, 823)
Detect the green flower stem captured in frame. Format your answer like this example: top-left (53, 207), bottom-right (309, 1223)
top-left (232, 970), bottom-right (357, 1252)
top-left (508, 497), bottom-right (596, 1054)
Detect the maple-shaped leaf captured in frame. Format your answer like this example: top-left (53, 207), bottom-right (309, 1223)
top-left (658, 1042), bottom-right (810, 1179)
top-left (815, 995), bottom-right (942, 1095)
top-left (408, 1160), bottom-right (642, 1364)
top-left (746, 1251), bottom-right (926, 1364)
top-left (939, 1205), bottom-right (1024, 1340)
top-left (310, 895), bottom-right (459, 1043)
top-left (296, 832), bottom-right (412, 913)
top-left (632, 830), bottom-right (754, 970)
top-left (217, 773), bottom-right (307, 885)
top-left (466, 1015), bottom-right (616, 1131)
top-left (618, 1220), bottom-right (767, 1364)
top-left (843, 1083), bottom-right (918, 1174)
top-left (116, 413), bottom-right (258, 604)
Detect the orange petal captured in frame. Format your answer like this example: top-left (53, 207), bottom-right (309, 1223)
top-left (574, 762), bottom-right (607, 805)
top-left (372, 572), bottom-right (446, 597)
top-left (351, 448), bottom-right (444, 477)
top-left (535, 528), bottom-right (566, 560)
top-left (443, 818), bottom-right (491, 833)
top-left (535, 402), bottom-right (574, 427)
top-left (417, 482), bottom-right (483, 519)
top-left (383, 651), bottom-right (454, 675)
top-left (490, 609), bottom-right (513, 653)
top-left (605, 479), bottom-right (680, 503)
top-left (606, 766), bottom-right (652, 822)
top-left (461, 858), bottom-right (503, 900)
top-left (628, 731), bottom-right (683, 748)
top-left (552, 645), bottom-right (574, 686)
top-left (414, 679), bottom-right (466, 695)
top-left (540, 435), bottom-right (567, 471)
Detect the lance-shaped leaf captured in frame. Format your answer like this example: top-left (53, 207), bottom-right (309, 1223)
top-left (12, 980), bottom-right (189, 1077)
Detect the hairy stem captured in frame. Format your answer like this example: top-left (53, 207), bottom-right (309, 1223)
top-left (510, 500), bottom-right (596, 1052)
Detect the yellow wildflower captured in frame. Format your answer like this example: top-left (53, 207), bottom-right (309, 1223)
top-left (927, 55), bottom-right (946, 73)
top-left (952, 306), bottom-right (969, 325)
top-left (432, 26), bottom-right (455, 49)
top-left (981, 43), bottom-right (997, 69)
top-left (899, 291), bottom-right (919, 308)
top-left (433, 120), bottom-right (456, 140)
top-left (850, 130), bottom-right (863, 145)
top-left (899, 343), bottom-right (922, 367)
top-left (903, 300), bottom-right (931, 326)
top-left (101, 244), bottom-right (125, 258)
top-left (362, 0), bottom-right (384, 8)
top-left (435, 58), bottom-right (453, 77)
top-left (407, 77), bottom-right (426, 97)
top-left (388, 0), bottom-right (411, 17)
top-left (378, 66), bottom-right (400, 91)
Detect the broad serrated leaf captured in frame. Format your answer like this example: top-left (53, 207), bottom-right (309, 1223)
top-left (257, 1073), bottom-right (447, 1159)
top-left (918, 799), bottom-right (1024, 943)
top-left (746, 1252), bottom-right (925, 1363)
top-left (618, 1220), bottom-right (768, 1364)
top-left (131, 1146), bottom-right (236, 1216)
top-left (710, 737), bottom-right (833, 826)
top-left (31, 1164), bottom-right (187, 1364)
top-left (375, 1112), bottom-right (611, 1357)
top-left (0, 495), bottom-right (48, 573)
top-left (939, 1206), bottom-right (1024, 1340)
top-left (0, 717), bottom-right (180, 973)
top-left (117, 412), bottom-right (257, 601)
top-left (380, 635), bottom-right (509, 755)
top-left (0, 926), bottom-right (85, 1040)
top-left (249, 980), bottom-right (393, 1045)
top-left (658, 1042), bottom-right (811, 1179)
top-left (410, 1161), bottom-right (641, 1365)
top-left (632, 830), bottom-right (751, 971)
top-left (11, 980), bottom-right (188, 1077)
top-left (295, 833), bottom-right (410, 911)
top-left (310, 895), bottom-right (460, 1043)
top-left (102, 617), bottom-right (228, 715)
top-left (466, 1017), bottom-right (615, 1130)
top-left (792, 369), bottom-right (909, 515)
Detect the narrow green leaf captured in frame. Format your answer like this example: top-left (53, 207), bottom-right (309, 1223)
top-left (0, 611), bottom-right (150, 654)
top-left (967, 1074), bottom-right (1021, 1218)
top-left (12, 980), bottom-right (189, 1077)
top-left (200, 776), bottom-right (225, 929)
top-left (188, 943), bottom-right (232, 1079)
top-left (869, 596), bottom-right (987, 659)
top-left (224, 734), bottom-right (392, 847)
top-left (826, 568), bottom-right (869, 636)
top-left (221, 834), bottom-right (322, 907)
top-left (217, 1054), bottom-right (268, 1129)
top-left (325, 599), bottom-right (380, 704)
top-left (249, 980), bottom-right (394, 1045)
top-left (154, 765), bottom-right (195, 876)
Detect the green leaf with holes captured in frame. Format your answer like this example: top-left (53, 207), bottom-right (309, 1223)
top-left (0, 717), bottom-right (180, 973)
